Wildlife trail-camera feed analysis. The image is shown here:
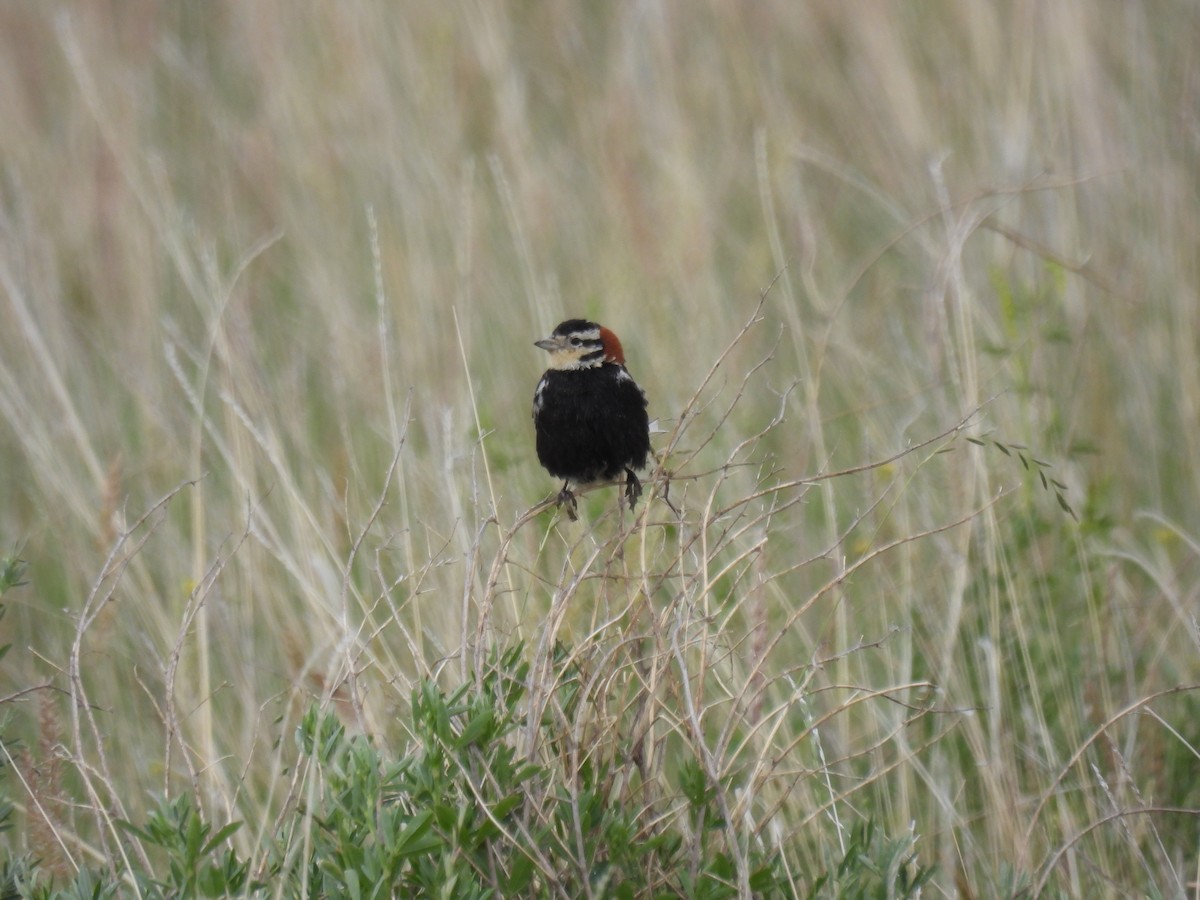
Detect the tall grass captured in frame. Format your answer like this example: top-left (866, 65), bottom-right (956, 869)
top-left (1, 2), bottom-right (1197, 896)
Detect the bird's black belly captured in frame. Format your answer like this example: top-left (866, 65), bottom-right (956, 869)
top-left (534, 368), bottom-right (649, 484)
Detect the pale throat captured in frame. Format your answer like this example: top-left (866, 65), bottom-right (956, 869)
top-left (546, 349), bottom-right (605, 371)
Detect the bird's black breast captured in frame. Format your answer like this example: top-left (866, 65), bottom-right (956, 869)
top-left (533, 364), bottom-right (650, 483)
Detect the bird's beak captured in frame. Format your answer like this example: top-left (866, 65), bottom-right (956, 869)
top-left (535, 336), bottom-right (562, 352)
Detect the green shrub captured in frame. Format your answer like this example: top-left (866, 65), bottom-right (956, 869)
top-left (1, 638), bottom-right (934, 898)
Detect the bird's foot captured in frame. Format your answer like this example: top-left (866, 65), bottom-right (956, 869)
top-left (624, 468), bottom-right (643, 511)
top-left (556, 484), bottom-right (579, 521)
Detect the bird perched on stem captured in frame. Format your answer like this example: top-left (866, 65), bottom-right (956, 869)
top-left (532, 319), bottom-right (651, 520)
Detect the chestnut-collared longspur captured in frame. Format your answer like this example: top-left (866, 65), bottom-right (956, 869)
top-left (532, 319), bottom-right (651, 519)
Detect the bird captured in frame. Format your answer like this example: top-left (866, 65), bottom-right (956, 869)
top-left (532, 319), bottom-right (651, 520)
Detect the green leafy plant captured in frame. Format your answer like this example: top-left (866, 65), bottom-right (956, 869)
top-left (0, 556), bottom-right (28, 670)
top-left (275, 644), bottom-right (931, 898)
top-left (805, 820), bottom-right (935, 900)
top-left (3, 635), bottom-right (935, 897)
top-left (116, 795), bottom-right (256, 897)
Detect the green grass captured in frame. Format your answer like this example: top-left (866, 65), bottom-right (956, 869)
top-left (2, 3), bottom-right (1199, 897)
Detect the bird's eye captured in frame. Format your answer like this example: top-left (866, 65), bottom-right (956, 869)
top-left (569, 336), bottom-right (582, 346)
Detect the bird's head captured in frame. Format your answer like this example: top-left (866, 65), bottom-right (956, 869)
top-left (535, 319), bottom-right (627, 370)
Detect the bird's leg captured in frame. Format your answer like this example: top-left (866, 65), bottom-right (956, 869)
top-left (623, 468), bottom-right (643, 511)
top-left (659, 470), bottom-right (681, 517)
top-left (648, 447), bottom-right (680, 516)
top-left (556, 481), bottom-right (579, 521)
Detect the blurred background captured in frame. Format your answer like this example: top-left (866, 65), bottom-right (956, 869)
top-left (1, 2), bottom-right (1197, 895)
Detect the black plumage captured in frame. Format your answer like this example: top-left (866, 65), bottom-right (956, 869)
top-left (532, 319), bottom-right (651, 518)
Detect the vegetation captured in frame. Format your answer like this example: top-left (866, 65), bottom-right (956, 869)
top-left (1, 4), bottom-right (1197, 897)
